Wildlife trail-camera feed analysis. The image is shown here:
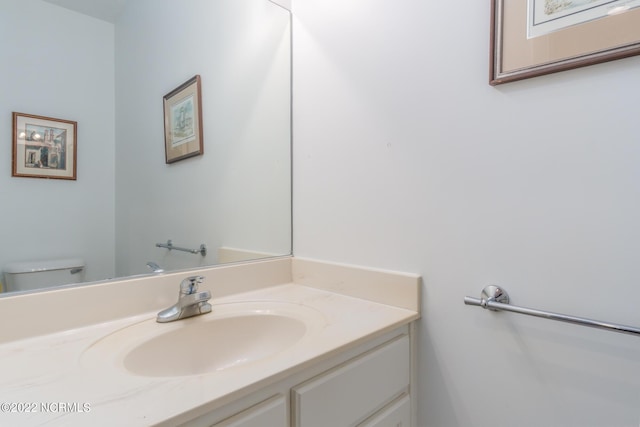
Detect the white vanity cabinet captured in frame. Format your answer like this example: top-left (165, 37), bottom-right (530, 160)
top-left (358, 394), bottom-right (411, 427)
top-left (182, 327), bottom-right (413, 427)
top-left (210, 395), bottom-right (287, 427)
top-left (291, 335), bottom-right (410, 427)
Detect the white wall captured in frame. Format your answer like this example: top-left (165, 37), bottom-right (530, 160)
top-left (115, 0), bottom-right (291, 276)
top-left (0, 0), bottom-right (116, 282)
top-left (292, 1), bottom-right (640, 426)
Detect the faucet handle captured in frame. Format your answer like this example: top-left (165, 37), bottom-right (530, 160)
top-left (180, 275), bottom-right (205, 295)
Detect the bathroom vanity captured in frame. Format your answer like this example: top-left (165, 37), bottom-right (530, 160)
top-left (0, 258), bottom-right (420, 426)
top-left (180, 323), bottom-right (411, 427)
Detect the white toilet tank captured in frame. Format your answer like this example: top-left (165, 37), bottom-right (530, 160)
top-left (3, 258), bottom-right (86, 292)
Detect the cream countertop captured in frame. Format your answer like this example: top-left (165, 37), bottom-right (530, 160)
top-left (0, 258), bottom-right (420, 427)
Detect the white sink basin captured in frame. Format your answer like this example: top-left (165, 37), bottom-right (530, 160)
top-left (82, 301), bottom-right (326, 377)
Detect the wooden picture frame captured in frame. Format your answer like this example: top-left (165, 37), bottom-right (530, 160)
top-left (163, 75), bottom-right (204, 163)
top-left (490, 0), bottom-right (640, 85)
top-left (12, 112), bottom-right (77, 180)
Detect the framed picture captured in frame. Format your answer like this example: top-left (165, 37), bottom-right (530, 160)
top-left (163, 75), bottom-right (204, 163)
top-left (12, 112), bottom-right (77, 180)
top-left (490, 0), bottom-right (640, 85)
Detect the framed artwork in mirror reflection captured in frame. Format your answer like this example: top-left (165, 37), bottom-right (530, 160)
top-left (163, 75), bottom-right (204, 163)
top-left (12, 112), bottom-right (77, 180)
top-left (490, 0), bottom-right (640, 85)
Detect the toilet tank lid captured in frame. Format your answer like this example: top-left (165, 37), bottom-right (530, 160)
top-left (3, 258), bottom-right (85, 274)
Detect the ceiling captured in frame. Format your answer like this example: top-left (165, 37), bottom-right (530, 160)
top-left (42, 0), bottom-right (128, 23)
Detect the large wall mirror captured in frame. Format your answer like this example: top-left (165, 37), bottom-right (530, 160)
top-left (0, 0), bottom-right (291, 295)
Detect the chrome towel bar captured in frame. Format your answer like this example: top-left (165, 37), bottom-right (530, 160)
top-left (156, 240), bottom-right (207, 256)
top-left (464, 285), bottom-right (640, 338)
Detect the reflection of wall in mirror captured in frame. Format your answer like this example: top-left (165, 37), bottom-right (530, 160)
top-left (114, 0), bottom-right (292, 278)
top-left (0, 0), bottom-right (116, 285)
top-left (0, 0), bottom-right (291, 293)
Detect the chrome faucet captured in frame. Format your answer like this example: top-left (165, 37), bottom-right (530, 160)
top-left (156, 275), bottom-right (212, 323)
top-left (146, 261), bottom-right (164, 273)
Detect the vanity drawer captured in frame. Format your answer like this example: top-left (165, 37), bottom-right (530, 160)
top-left (358, 394), bottom-right (411, 427)
top-left (210, 394), bottom-right (287, 427)
top-left (291, 334), bottom-right (410, 427)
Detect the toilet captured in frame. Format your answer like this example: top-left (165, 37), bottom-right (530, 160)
top-left (2, 258), bottom-right (86, 293)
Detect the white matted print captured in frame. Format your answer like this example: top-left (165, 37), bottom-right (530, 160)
top-left (529, 0), bottom-right (640, 38)
top-left (170, 95), bottom-right (196, 148)
top-left (12, 112), bottom-right (77, 180)
top-left (163, 75), bottom-right (203, 164)
top-left (491, 0), bottom-right (640, 84)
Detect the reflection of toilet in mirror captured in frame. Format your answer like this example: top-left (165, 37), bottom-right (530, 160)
top-left (2, 259), bottom-right (85, 293)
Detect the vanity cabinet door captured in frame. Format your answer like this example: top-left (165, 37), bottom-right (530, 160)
top-left (357, 395), bottom-right (411, 427)
top-left (210, 394), bottom-right (287, 427)
top-left (291, 335), bottom-right (410, 427)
